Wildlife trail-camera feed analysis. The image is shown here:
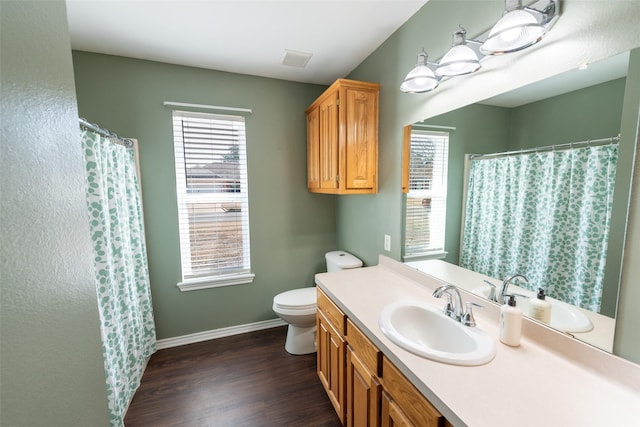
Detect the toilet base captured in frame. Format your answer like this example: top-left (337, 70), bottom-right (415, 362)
top-left (284, 324), bottom-right (317, 355)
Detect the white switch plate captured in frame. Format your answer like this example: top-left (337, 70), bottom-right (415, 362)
top-left (384, 234), bottom-right (391, 251)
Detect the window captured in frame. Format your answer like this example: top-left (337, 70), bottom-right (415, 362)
top-left (403, 129), bottom-right (449, 260)
top-left (172, 110), bottom-right (253, 291)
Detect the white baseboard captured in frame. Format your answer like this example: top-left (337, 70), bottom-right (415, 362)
top-left (156, 318), bottom-right (287, 350)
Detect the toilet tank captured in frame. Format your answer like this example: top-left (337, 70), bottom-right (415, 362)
top-left (325, 251), bottom-right (363, 272)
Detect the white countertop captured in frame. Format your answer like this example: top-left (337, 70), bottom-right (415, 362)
top-left (406, 259), bottom-right (616, 352)
top-left (315, 256), bottom-right (640, 427)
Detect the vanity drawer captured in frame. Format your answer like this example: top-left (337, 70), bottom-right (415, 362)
top-left (347, 319), bottom-right (382, 377)
top-left (382, 357), bottom-right (444, 427)
top-left (317, 288), bottom-right (346, 336)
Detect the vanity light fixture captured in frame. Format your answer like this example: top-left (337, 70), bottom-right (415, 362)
top-left (436, 26), bottom-right (481, 77)
top-left (400, 50), bottom-right (439, 93)
top-left (480, 0), bottom-right (557, 55)
top-left (400, 0), bottom-right (559, 93)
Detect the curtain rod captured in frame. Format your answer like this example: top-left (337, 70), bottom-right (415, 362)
top-left (469, 135), bottom-right (620, 161)
top-left (79, 118), bottom-right (134, 148)
top-left (163, 101), bottom-right (253, 114)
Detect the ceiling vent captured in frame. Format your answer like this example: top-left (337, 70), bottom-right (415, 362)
top-left (281, 49), bottom-right (313, 68)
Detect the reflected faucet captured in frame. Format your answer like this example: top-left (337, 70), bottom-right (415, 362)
top-left (497, 274), bottom-right (529, 304)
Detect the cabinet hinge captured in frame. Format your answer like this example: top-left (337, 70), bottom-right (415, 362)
top-left (336, 175), bottom-right (340, 183)
top-left (336, 98), bottom-right (340, 106)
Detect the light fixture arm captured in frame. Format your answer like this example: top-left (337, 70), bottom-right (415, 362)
top-left (451, 25), bottom-right (467, 46)
top-left (523, 1), bottom-right (557, 25)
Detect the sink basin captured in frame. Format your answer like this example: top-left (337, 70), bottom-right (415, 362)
top-left (379, 300), bottom-right (496, 366)
top-left (471, 285), bottom-right (593, 333)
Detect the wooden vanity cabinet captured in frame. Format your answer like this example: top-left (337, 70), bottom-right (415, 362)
top-left (317, 289), bottom-right (347, 423)
top-left (381, 357), bottom-right (446, 427)
top-left (317, 288), bottom-right (449, 427)
top-left (346, 319), bottom-right (382, 427)
top-left (306, 79), bottom-right (379, 194)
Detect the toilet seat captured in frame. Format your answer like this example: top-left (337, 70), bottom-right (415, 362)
top-left (273, 287), bottom-right (317, 311)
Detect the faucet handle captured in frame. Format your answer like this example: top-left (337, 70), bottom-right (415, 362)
top-left (483, 280), bottom-right (497, 301)
top-left (461, 301), bottom-right (483, 327)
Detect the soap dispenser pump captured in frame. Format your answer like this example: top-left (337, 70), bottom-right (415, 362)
top-left (499, 294), bottom-right (522, 347)
top-left (529, 288), bottom-right (552, 324)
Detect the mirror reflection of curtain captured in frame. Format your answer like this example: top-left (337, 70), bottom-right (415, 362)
top-left (460, 144), bottom-right (618, 312)
top-left (81, 130), bottom-right (157, 426)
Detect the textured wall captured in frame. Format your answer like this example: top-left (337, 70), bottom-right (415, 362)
top-left (0, 1), bottom-right (109, 425)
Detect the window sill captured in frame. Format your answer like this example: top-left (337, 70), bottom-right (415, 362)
top-left (177, 273), bottom-right (255, 292)
top-left (402, 251), bottom-right (448, 262)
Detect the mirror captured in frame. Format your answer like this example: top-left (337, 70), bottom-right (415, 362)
top-left (404, 51), bottom-right (634, 353)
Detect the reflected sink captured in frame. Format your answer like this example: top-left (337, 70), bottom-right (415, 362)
top-left (471, 285), bottom-right (593, 333)
top-left (379, 300), bottom-right (496, 366)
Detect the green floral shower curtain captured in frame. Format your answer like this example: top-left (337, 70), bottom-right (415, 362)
top-left (81, 130), bottom-right (156, 427)
top-left (460, 144), bottom-right (618, 311)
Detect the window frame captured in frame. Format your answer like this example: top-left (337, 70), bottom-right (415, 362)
top-left (172, 110), bottom-right (254, 291)
top-left (402, 128), bottom-right (450, 261)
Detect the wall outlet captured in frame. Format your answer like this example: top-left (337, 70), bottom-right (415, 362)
top-left (384, 234), bottom-right (391, 252)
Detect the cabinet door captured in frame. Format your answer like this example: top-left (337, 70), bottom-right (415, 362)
top-left (343, 86), bottom-right (378, 191)
top-left (317, 311), bottom-right (346, 423)
top-left (319, 91), bottom-right (339, 190)
top-left (346, 345), bottom-right (382, 427)
top-left (381, 391), bottom-right (414, 427)
top-left (307, 106), bottom-right (320, 189)
top-left (382, 358), bottom-right (444, 427)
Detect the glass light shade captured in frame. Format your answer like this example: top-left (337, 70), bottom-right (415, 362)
top-left (436, 44), bottom-right (481, 76)
top-left (481, 9), bottom-right (546, 54)
top-left (400, 53), bottom-right (439, 93)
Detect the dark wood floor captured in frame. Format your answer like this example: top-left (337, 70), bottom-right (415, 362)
top-left (124, 326), bottom-right (341, 427)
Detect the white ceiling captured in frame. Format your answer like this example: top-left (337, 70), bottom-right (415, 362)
top-left (65, 0), bottom-right (428, 85)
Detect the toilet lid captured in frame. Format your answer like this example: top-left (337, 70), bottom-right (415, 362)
top-left (274, 287), bottom-right (316, 310)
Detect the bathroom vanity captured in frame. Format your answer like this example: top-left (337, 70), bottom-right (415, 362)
top-left (315, 255), bottom-right (640, 427)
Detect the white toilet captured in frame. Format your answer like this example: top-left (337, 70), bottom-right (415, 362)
top-left (272, 251), bottom-right (363, 355)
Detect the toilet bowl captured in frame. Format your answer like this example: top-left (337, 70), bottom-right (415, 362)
top-left (272, 251), bottom-right (363, 355)
top-left (272, 287), bottom-right (318, 355)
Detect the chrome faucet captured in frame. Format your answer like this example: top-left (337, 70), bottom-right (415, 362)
top-left (497, 274), bottom-right (528, 304)
top-left (432, 284), bottom-right (481, 327)
top-left (433, 284), bottom-right (463, 320)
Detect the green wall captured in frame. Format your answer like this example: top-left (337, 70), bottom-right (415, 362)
top-left (509, 78), bottom-right (626, 149)
top-left (614, 47), bottom-right (640, 364)
top-left (72, 52), bottom-right (336, 340)
top-left (1, 1), bottom-right (109, 425)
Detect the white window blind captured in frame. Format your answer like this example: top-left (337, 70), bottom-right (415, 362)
top-left (172, 110), bottom-right (253, 289)
top-left (404, 129), bottom-right (449, 259)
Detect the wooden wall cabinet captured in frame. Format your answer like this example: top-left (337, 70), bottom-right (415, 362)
top-left (317, 289), bottom-right (449, 427)
top-left (306, 79), bottom-right (380, 194)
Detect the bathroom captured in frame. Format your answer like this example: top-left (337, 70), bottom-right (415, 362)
top-left (2, 1), bottom-right (639, 426)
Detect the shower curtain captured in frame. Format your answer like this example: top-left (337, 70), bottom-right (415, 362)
top-left (81, 130), bottom-right (157, 427)
top-left (460, 144), bottom-right (618, 311)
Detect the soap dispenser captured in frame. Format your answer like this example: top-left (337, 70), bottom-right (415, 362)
top-left (529, 288), bottom-right (552, 324)
top-left (499, 294), bottom-right (522, 347)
